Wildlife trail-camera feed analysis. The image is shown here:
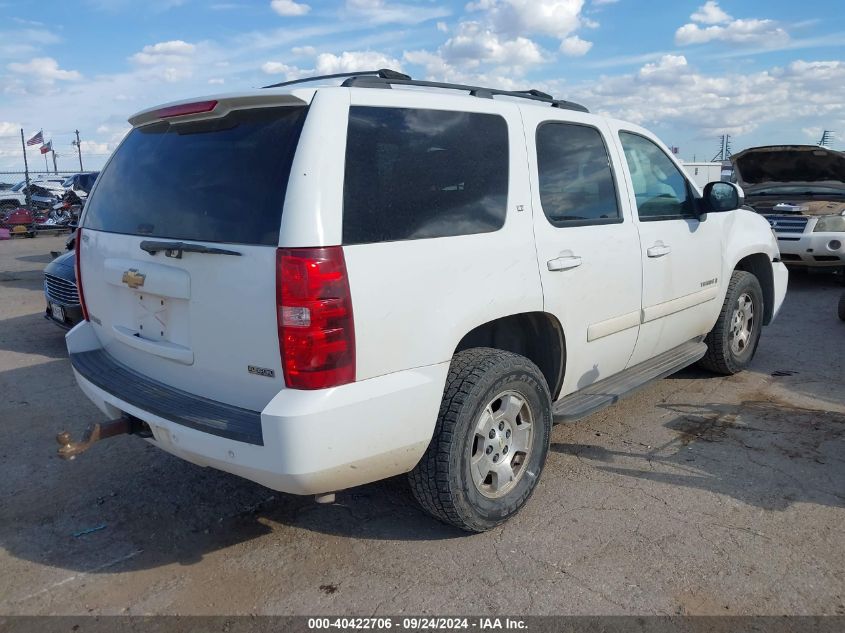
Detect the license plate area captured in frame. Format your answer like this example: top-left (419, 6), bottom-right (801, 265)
top-left (50, 302), bottom-right (65, 322)
top-left (135, 292), bottom-right (168, 340)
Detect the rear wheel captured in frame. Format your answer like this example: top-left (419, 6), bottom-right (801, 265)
top-left (409, 348), bottom-right (552, 532)
top-left (699, 270), bottom-right (764, 375)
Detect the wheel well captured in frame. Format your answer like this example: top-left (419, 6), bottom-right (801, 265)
top-left (735, 253), bottom-right (775, 324)
top-left (454, 312), bottom-right (565, 399)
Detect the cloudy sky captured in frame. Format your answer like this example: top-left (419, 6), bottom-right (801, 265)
top-left (1, 0), bottom-right (843, 172)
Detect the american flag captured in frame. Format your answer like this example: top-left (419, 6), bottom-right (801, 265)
top-left (26, 131), bottom-right (43, 146)
top-left (40, 140), bottom-right (52, 155)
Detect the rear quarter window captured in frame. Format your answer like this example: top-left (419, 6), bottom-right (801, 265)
top-left (342, 107), bottom-right (509, 244)
top-left (83, 106), bottom-right (307, 246)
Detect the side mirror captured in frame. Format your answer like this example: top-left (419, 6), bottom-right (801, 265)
top-left (702, 181), bottom-right (744, 213)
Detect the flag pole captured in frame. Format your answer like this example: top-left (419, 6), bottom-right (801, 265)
top-left (52, 150), bottom-right (58, 174)
top-left (44, 152), bottom-right (49, 172)
top-left (19, 129), bottom-right (31, 207)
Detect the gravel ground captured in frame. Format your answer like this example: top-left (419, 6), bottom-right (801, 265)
top-left (1, 234), bottom-right (843, 616)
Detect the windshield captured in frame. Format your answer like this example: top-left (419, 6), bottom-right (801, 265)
top-left (84, 106), bottom-right (307, 246)
top-left (11, 181), bottom-right (24, 192)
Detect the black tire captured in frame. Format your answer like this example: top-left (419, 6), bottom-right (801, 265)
top-left (698, 270), bottom-right (764, 375)
top-left (409, 348), bottom-right (552, 532)
top-left (838, 292), bottom-right (845, 322)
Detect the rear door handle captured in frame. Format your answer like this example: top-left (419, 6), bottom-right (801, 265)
top-left (547, 255), bottom-right (583, 271)
top-left (647, 242), bottom-right (672, 258)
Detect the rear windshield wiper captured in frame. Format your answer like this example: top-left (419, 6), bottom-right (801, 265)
top-left (139, 240), bottom-right (242, 259)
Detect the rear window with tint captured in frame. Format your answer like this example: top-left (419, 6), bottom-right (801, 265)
top-left (343, 107), bottom-right (509, 244)
top-left (536, 123), bottom-right (621, 225)
top-left (84, 106), bottom-right (307, 246)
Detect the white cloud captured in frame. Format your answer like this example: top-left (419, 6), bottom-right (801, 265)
top-left (261, 50), bottom-right (403, 82)
top-left (7, 57), bottom-right (81, 82)
top-left (0, 122), bottom-right (20, 136)
top-left (314, 50), bottom-right (403, 74)
top-left (130, 40), bottom-right (195, 65)
top-left (208, 77), bottom-right (225, 84)
top-left (690, 0), bottom-right (731, 25)
top-left (441, 21), bottom-right (545, 67)
top-left (344, 0), bottom-right (450, 25)
top-left (675, 2), bottom-right (788, 46)
top-left (573, 56), bottom-right (845, 138)
top-left (560, 35), bottom-right (592, 56)
top-left (467, 0), bottom-right (585, 39)
top-left (436, 21), bottom-right (449, 33)
top-left (261, 61), bottom-right (304, 76)
top-left (129, 40), bottom-right (198, 82)
top-left (292, 45), bottom-right (317, 57)
top-left (0, 28), bottom-right (62, 59)
top-left (270, 0), bottom-right (310, 16)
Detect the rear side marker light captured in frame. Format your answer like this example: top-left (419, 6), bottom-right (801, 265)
top-left (276, 247), bottom-right (355, 390)
top-left (155, 100), bottom-right (218, 119)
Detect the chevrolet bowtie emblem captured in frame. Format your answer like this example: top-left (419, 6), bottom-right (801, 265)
top-left (122, 269), bottom-right (146, 289)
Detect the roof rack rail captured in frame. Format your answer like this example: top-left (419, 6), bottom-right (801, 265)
top-left (341, 75), bottom-right (589, 113)
top-left (262, 68), bottom-right (410, 90)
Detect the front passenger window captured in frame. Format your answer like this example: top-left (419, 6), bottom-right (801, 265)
top-left (619, 132), bottom-right (696, 220)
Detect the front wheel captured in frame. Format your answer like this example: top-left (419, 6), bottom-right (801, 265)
top-left (699, 270), bottom-right (764, 375)
top-left (409, 348), bottom-right (552, 532)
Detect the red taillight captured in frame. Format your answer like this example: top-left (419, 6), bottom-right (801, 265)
top-left (154, 100), bottom-right (218, 119)
top-left (277, 247), bottom-right (355, 390)
top-left (74, 229), bottom-right (90, 321)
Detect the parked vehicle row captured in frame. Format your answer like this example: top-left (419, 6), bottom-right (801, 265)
top-left (56, 70), bottom-right (787, 532)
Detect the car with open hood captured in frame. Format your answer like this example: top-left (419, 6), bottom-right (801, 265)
top-left (732, 145), bottom-right (845, 269)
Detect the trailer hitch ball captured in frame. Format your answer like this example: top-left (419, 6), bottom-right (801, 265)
top-left (56, 416), bottom-right (138, 460)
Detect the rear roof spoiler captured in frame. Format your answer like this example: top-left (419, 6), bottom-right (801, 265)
top-left (129, 93), bottom-right (308, 127)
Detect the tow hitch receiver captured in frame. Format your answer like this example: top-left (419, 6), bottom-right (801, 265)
top-left (56, 416), bottom-right (149, 460)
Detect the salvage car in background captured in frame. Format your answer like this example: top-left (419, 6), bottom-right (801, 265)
top-left (44, 231), bottom-right (83, 329)
top-left (733, 145), bottom-right (845, 272)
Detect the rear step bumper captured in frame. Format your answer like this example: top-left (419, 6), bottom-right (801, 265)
top-left (71, 348), bottom-right (265, 446)
top-left (66, 321), bottom-right (448, 495)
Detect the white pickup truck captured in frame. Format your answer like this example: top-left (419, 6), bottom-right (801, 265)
top-left (61, 70), bottom-right (788, 531)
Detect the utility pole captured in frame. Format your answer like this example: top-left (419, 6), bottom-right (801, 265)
top-left (818, 130), bottom-right (835, 147)
top-left (73, 129), bottom-right (84, 171)
top-left (19, 129), bottom-right (31, 207)
top-left (711, 134), bottom-right (733, 162)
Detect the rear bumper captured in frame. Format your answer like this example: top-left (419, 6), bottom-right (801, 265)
top-left (66, 321), bottom-right (447, 495)
top-left (776, 232), bottom-right (845, 267)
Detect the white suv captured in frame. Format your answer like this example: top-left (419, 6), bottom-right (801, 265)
top-left (63, 70), bottom-right (788, 532)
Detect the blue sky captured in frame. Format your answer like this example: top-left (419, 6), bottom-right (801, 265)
top-left (1, 0), bottom-right (844, 171)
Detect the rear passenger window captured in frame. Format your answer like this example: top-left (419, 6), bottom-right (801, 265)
top-left (536, 123), bottom-right (621, 225)
top-left (343, 107), bottom-right (509, 244)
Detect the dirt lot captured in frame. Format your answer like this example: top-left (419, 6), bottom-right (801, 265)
top-left (1, 234), bottom-right (843, 616)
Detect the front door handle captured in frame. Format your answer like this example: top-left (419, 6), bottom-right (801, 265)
top-left (547, 255), bottom-right (583, 271)
top-left (647, 242), bottom-right (672, 258)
